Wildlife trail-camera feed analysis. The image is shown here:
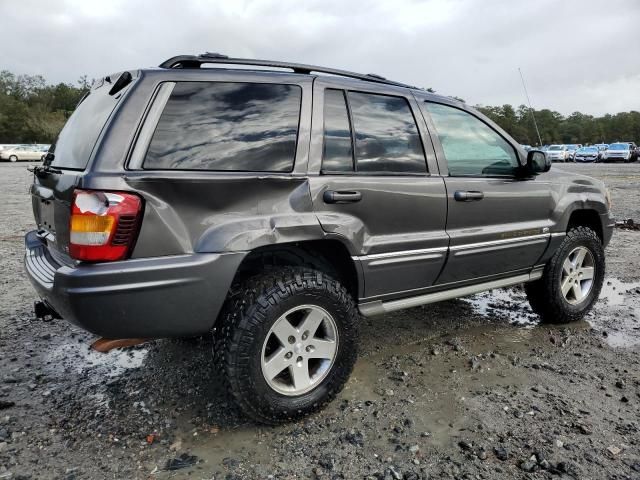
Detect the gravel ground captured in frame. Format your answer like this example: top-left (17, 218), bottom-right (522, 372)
top-left (1, 162), bottom-right (639, 480)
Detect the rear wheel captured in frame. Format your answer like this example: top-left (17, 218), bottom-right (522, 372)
top-left (9, 155), bottom-right (17, 162)
top-left (214, 267), bottom-right (359, 424)
top-left (525, 226), bottom-right (605, 324)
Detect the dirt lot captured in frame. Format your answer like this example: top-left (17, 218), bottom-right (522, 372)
top-left (1, 162), bottom-right (639, 480)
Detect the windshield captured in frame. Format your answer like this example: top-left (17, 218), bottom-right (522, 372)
top-left (578, 147), bottom-right (597, 153)
top-left (565, 144), bottom-right (578, 149)
top-left (549, 145), bottom-right (563, 151)
top-left (50, 77), bottom-right (128, 169)
top-left (609, 144), bottom-right (629, 151)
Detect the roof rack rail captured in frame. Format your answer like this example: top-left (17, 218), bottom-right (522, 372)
top-left (158, 53), bottom-right (418, 89)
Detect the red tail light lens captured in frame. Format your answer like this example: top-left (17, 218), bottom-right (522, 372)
top-left (69, 189), bottom-right (142, 262)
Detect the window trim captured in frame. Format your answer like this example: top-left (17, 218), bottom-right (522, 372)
top-left (423, 101), bottom-right (521, 179)
top-left (320, 89), bottom-right (355, 175)
top-left (320, 88), bottom-right (429, 177)
top-left (132, 80), bottom-right (303, 173)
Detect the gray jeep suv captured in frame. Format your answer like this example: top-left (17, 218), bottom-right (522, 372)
top-left (24, 53), bottom-right (614, 424)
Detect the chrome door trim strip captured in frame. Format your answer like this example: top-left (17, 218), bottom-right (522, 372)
top-left (352, 246), bottom-right (448, 262)
top-left (452, 237), bottom-right (549, 257)
top-left (352, 233), bottom-right (554, 263)
top-left (368, 252), bottom-right (445, 267)
top-left (550, 232), bottom-right (566, 238)
top-left (449, 233), bottom-right (550, 251)
top-left (358, 270), bottom-right (543, 317)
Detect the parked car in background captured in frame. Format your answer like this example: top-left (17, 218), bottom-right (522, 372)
top-left (0, 145), bottom-right (46, 162)
top-left (602, 143), bottom-right (633, 162)
top-left (546, 144), bottom-right (570, 162)
top-left (521, 144), bottom-right (532, 152)
top-left (594, 144), bottom-right (609, 157)
top-left (623, 142), bottom-right (638, 161)
top-left (574, 146), bottom-right (600, 162)
top-left (564, 144), bottom-right (581, 161)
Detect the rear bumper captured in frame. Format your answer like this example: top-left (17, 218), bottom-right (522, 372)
top-left (24, 230), bottom-right (246, 339)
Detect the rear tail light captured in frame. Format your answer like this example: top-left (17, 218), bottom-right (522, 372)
top-left (69, 189), bottom-right (142, 262)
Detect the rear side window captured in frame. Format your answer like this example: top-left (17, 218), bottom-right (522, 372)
top-left (425, 102), bottom-right (518, 176)
top-left (144, 82), bottom-right (302, 172)
top-left (349, 92), bottom-right (426, 173)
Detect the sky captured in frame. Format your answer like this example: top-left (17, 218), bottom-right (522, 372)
top-left (1, 0), bottom-right (639, 116)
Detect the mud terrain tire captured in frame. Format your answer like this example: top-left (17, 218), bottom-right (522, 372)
top-left (525, 226), bottom-right (605, 324)
top-left (214, 267), bottom-right (359, 424)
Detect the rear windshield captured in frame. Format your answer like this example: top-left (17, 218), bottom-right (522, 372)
top-left (548, 145), bottom-right (563, 150)
top-left (143, 81), bottom-right (302, 172)
top-left (50, 81), bottom-right (122, 170)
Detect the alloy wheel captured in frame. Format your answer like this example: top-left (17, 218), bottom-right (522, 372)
top-left (261, 305), bottom-right (338, 396)
top-left (560, 246), bottom-right (595, 305)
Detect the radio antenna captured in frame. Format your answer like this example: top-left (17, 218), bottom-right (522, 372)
top-left (518, 67), bottom-right (543, 146)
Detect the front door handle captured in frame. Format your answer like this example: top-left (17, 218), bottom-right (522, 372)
top-left (454, 190), bottom-right (484, 202)
top-left (323, 190), bottom-right (362, 204)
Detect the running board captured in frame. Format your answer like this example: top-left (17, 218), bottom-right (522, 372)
top-left (358, 270), bottom-right (543, 317)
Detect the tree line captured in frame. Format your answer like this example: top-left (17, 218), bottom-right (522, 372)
top-left (0, 71), bottom-right (89, 144)
top-left (1, 70), bottom-right (638, 146)
top-left (476, 104), bottom-right (640, 146)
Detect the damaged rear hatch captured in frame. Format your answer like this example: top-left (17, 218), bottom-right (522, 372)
top-left (31, 71), bottom-right (136, 264)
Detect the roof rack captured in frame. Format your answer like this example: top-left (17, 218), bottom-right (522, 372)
top-left (158, 53), bottom-right (417, 89)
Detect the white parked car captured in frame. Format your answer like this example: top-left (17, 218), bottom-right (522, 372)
top-left (0, 145), bottom-right (46, 162)
top-left (546, 144), bottom-right (570, 162)
top-left (602, 143), bottom-right (633, 163)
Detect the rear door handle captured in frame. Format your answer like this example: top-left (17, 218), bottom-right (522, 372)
top-left (454, 190), bottom-right (484, 202)
top-left (323, 190), bottom-right (362, 204)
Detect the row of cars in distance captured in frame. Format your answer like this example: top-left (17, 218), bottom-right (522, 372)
top-left (0, 144), bottom-right (51, 162)
top-left (522, 142), bottom-right (639, 163)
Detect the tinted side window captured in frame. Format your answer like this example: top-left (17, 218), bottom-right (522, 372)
top-left (144, 82), bottom-right (301, 171)
top-left (426, 103), bottom-right (518, 176)
top-left (322, 89), bottom-right (353, 172)
top-left (348, 92), bottom-right (426, 173)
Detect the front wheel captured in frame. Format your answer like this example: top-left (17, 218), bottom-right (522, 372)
top-left (525, 226), bottom-right (605, 324)
top-left (215, 267), bottom-right (359, 424)
top-left (9, 155), bottom-right (17, 162)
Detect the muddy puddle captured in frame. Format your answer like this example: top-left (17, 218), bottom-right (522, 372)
top-left (463, 278), bottom-right (640, 348)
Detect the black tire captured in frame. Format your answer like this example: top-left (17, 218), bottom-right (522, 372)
top-left (214, 267), bottom-right (359, 424)
top-left (525, 226), bottom-right (605, 324)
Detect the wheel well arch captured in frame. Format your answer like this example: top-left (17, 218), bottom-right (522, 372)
top-left (233, 240), bottom-right (361, 299)
top-left (567, 209), bottom-right (603, 242)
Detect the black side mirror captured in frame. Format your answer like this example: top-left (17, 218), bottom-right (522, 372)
top-left (526, 150), bottom-right (550, 174)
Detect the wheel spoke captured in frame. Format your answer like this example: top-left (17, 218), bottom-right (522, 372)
top-left (572, 282), bottom-right (584, 302)
top-left (579, 266), bottom-right (594, 280)
top-left (290, 361), bottom-right (311, 390)
top-left (562, 258), bottom-right (572, 275)
top-left (308, 339), bottom-right (337, 360)
top-left (573, 248), bottom-right (587, 268)
top-left (263, 347), bottom-right (290, 380)
top-left (271, 318), bottom-right (298, 346)
top-left (561, 277), bottom-right (574, 297)
top-left (299, 308), bottom-right (325, 337)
